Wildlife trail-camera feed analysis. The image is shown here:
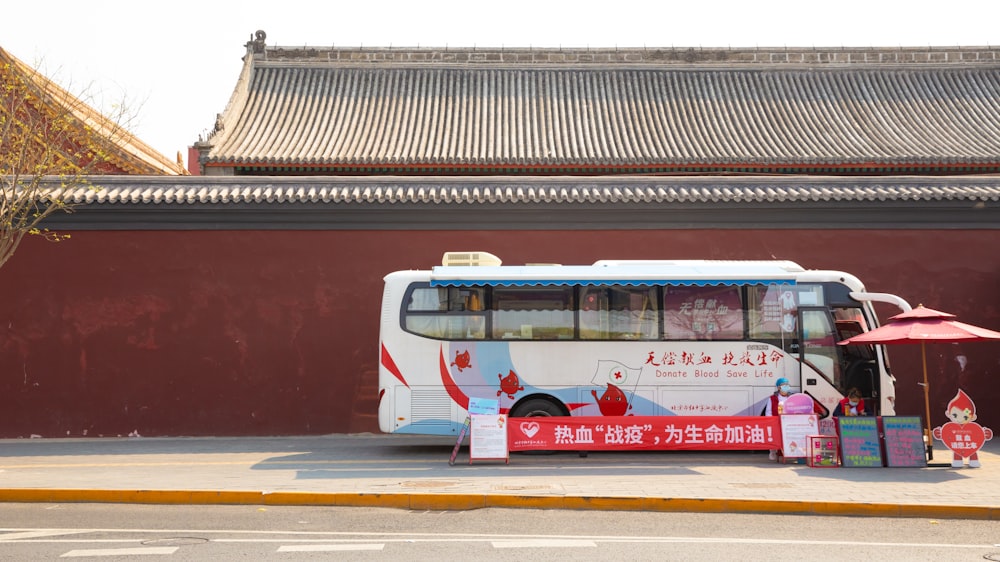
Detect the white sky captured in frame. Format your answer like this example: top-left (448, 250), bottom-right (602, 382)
top-left (4, 0), bottom-right (998, 167)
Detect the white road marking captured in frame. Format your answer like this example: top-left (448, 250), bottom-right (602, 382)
top-left (277, 544), bottom-right (385, 552)
top-left (492, 539), bottom-right (596, 548)
top-left (0, 530), bottom-right (91, 541)
top-left (60, 546), bottom-right (178, 557)
top-left (0, 527), bottom-right (991, 550)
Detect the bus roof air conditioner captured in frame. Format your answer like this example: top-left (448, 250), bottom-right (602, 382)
top-left (441, 251), bottom-right (503, 267)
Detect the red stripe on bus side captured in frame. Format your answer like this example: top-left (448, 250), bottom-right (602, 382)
top-left (439, 346), bottom-right (470, 410)
top-left (380, 342), bottom-right (409, 388)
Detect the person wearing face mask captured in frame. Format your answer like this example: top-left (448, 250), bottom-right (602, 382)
top-left (764, 378), bottom-right (792, 416)
top-left (833, 388), bottom-right (866, 417)
top-left (763, 377), bottom-right (793, 460)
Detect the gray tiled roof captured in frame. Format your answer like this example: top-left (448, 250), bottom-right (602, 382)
top-left (200, 45), bottom-right (1000, 173)
top-left (51, 175), bottom-right (1000, 205)
top-left (36, 174), bottom-right (1000, 231)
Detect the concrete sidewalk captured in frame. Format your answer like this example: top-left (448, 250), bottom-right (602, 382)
top-left (0, 434), bottom-right (997, 520)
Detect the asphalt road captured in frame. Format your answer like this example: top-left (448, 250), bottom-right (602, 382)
top-left (1, 503), bottom-right (999, 560)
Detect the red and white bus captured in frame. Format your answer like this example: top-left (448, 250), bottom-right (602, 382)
top-left (378, 252), bottom-right (910, 435)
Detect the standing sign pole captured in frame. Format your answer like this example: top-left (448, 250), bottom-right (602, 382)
top-left (921, 341), bottom-right (934, 460)
top-left (448, 416), bottom-right (471, 466)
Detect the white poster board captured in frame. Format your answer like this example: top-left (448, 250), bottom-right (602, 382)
top-left (780, 414), bottom-right (819, 458)
top-left (470, 414), bottom-right (509, 464)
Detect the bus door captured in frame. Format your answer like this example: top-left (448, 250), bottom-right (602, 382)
top-left (833, 319), bottom-right (881, 414)
top-left (794, 306), bottom-right (844, 416)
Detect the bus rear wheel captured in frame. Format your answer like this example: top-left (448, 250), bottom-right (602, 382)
top-left (510, 398), bottom-right (565, 418)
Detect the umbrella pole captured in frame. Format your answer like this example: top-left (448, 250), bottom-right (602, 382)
top-left (922, 342), bottom-right (933, 461)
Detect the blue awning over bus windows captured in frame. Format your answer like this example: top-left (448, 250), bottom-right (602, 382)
top-left (429, 264), bottom-right (799, 288)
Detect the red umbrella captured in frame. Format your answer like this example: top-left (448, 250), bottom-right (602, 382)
top-left (838, 305), bottom-right (1000, 460)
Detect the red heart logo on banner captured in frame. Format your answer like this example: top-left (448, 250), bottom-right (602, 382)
top-left (520, 421), bottom-right (540, 438)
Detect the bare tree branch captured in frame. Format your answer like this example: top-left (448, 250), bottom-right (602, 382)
top-left (1, 48), bottom-right (143, 270)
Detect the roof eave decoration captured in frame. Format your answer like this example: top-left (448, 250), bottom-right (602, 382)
top-left (33, 174), bottom-right (1000, 206)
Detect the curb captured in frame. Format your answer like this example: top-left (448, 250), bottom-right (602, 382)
top-left (1, 489), bottom-right (997, 520)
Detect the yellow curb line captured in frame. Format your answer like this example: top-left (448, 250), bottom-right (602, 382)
top-left (0, 489), bottom-right (263, 505)
top-left (0, 489), bottom-right (996, 520)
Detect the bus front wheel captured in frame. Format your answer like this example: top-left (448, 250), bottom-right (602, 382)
top-left (510, 398), bottom-right (565, 418)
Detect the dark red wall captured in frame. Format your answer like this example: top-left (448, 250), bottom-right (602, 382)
top-left (0, 229), bottom-right (997, 437)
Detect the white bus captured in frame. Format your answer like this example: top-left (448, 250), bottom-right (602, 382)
top-left (378, 252), bottom-right (910, 435)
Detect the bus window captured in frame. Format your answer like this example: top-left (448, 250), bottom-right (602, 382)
top-left (493, 286), bottom-right (575, 340)
top-left (580, 285), bottom-right (659, 340)
top-left (747, 283), bottom-right (798, 340)
top-left (663, 285), bottom-right (744, 340)
top-left (800, 309), bottom-right (841, 387)
top-left (403, 285), bottom-right (486, 340)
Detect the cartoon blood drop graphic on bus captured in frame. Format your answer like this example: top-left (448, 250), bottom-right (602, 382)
top-left (450, 349), bottom-right (472, 372)
top-left (932, 389), bottom-right (994, 468)
top-left (498, 370), bottom-right (524, 399)
top-left (591, 383), bottom-right (632, 416)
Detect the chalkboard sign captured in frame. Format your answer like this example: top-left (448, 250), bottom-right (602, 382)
top-left (837, 417), bottom-right (883, 467)
top-left (882, 416), bottom-right (927, 467)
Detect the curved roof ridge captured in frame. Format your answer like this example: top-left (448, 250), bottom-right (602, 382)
top-left (257, 44), bottom-right (1000, 69)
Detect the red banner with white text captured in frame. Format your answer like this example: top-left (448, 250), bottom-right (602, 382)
top-left (507, 415), bottom-right (781, 452)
